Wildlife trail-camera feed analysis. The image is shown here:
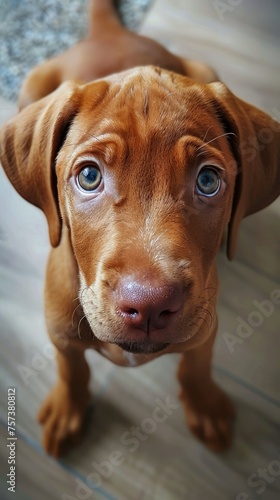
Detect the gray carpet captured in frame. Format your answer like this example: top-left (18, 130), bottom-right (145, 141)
top-left (0, 0), bottom-right (153, 102)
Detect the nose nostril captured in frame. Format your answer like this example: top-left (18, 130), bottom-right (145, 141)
top-left (159, 309), bottom-right (172, 318)
top-left (122, 307), bottom-right (139, 317)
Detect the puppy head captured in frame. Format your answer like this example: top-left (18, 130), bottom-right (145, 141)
top-left (1, 67), bottom-right (279, 353)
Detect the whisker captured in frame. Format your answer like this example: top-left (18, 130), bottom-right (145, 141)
top-left (196, 306), bottom-right (213, 323)
top-left (77, 315), bottom-right (87, 339)
top-left (201, 126), bottom-right (212, 144)
top-left (197, 132), bottom-right (236, 151)
top-left (195, 315), bottom-right (210, 327)
top-left (72, 296), bottom-right (80, 303)
top-left (199, 286), bottom-right (217, 301)
top-left (71, 303), bottom-right (83, 327)
top-left (80, 287), bottom-right (88, 297)
top-left (199, 297), bottom-right (215, 310)
top-left (68, 126), bottom-right (105, 143)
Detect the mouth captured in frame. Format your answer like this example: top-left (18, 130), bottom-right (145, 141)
top-left (115, 341), bottom-right (170, 354)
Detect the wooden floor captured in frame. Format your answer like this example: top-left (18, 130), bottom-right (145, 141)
top-left (0, 1), bottom-right (279, 499)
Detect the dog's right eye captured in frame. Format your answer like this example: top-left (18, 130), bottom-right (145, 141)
top-left (77, 165), bottom-right (102, 192)
top-left (196, 167), bottom-right (220, 197)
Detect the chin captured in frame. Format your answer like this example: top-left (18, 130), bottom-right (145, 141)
top-left (115, 341), bottom-right (170, 354)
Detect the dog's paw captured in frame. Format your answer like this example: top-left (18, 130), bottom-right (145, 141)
top-left (180, 381), bottom-right (235, 452)
top-left (37, 383), bottom-right (89, 457)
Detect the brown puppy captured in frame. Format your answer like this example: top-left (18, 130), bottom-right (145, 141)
top-left (1, 2), bottom-right (280, 458)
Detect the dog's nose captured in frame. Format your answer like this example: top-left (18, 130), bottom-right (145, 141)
top-left (115, 277), bottom-right (183, 331)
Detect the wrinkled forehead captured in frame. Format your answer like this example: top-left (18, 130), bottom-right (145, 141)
top-left (73, 68), bottom-right (216, 135)
top-left (63, 67), bottom-right (230, 167)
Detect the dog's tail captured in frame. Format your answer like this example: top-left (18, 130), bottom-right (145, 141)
top-left (88, 0), bottom-right (123, 36)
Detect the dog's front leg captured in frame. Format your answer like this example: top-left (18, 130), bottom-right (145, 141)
top-left (178, 329), bottom-right (235, 452)
top-left (37, 340), bottom-right (90, 457)
top-left (37, 232), bottom-right (91, 457)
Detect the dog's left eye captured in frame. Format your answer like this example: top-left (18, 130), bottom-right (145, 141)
top-left (77, 165), bottom-right (102, 192)
top-left (196, 167), bottom-right (220, 197)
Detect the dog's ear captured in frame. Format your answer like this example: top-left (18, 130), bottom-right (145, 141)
top-left (209, 82), bottom-right (280, 260)
top-left (0, 81), bottom-right (82, 247)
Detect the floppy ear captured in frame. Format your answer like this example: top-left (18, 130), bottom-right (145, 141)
top-left (209, 82), bottom-right (280, 260)
top-left (0, 81), bottom-right (82, 247)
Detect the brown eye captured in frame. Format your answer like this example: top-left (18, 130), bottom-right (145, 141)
top-left (77, 165), bottom-right (102, 192)
top-left (196, 167), bottom-right (220, 196)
